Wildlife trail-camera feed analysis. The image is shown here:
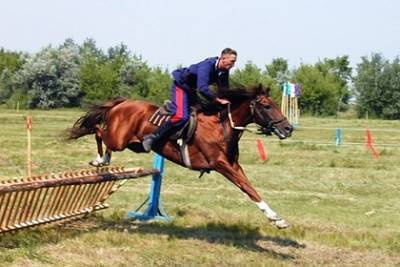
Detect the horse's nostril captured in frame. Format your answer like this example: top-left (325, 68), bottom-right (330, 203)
top-left (285, 126), bottom-right (293, 133)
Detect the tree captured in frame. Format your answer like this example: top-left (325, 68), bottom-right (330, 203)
top-left (80, 59), bottom-right (120, 103)
top-left (0, 48), bottom-right (23, 75)
top-left (0, 69), bottom-right (13, 103)
top-left (0, 48), bottom-right (24, 104)
top-left (315, 56), bottom-right (352, 112)
top-left (265, 57), bottom-right (289, 83)
top-left (79, 42), bottom-right (132, 103)
top-left (294, 64), bottom-right (339, 115)
top-left (147, 67), bottom-right (172, 105)
top-left (119, 56), bottom-right (152, 99)
top-left (79, 38), bottom-right (105, 62)
top-left (264, 58), bottom-right (292, 101)
top-left (379, 58), bottom-right (400, 119)
top-left (230, 61), bottom-right (263, 87)
top-left (229, 61), bottom-right (277, 99)
top-left (353, 54), bottom-right (400, 119)
top-left (12, 43), bottom-right (82, 108)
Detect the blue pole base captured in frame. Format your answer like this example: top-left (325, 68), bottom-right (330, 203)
top-left (127, 154), bottom-right (172, 223)
top-left (127, 209), bottom-right (172, 223)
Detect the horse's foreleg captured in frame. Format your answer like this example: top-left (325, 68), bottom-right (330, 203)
top-left (96, 134), bottom-right (104, 157)
top-left (215, 160), bottom-right (289, 229)
top-left (89, 126), bottom-right (112, 167)
top-left (104, 148), bottom-right (112, 165)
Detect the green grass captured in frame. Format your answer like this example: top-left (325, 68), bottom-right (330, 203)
top-left (0, 109), bottom-right (400, 266)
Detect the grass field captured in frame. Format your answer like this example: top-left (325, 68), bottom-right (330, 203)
top-left (0, 108), bottom-right (399, 266)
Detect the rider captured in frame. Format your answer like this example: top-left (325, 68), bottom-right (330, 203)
top-left (142, 48), bottom-right (237, 152)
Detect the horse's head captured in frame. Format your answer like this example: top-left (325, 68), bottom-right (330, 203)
top-left (251, 85), bottom-right (293, 139)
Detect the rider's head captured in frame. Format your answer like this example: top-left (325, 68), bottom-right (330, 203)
top-left (218, 48), bottom-right (237, 70)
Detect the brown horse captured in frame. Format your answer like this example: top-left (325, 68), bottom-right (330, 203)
top-left (68, 84), bottom-right (293, 228)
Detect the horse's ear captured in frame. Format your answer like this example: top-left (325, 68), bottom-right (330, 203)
top-left (265, 86), bottom-right (271, 96)
top-left (256, 83), bottom-right (271, 96)
top-left (257, 83), bottom-right (265, 95)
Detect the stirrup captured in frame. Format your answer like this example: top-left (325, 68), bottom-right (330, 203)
top-left (142, 134), bottom-right (156, 152)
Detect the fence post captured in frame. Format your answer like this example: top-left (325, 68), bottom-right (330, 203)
top-left (335, 128), bottom-right (342, 146)
top-left (27, 115), bottom-right (33, 178)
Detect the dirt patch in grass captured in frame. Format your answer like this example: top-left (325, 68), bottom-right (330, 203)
top-left (255, 239), bottom-right (400, 266)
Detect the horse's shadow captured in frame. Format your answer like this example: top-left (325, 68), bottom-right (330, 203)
top-left (1, 216), bottom-right (305, 261)
top-left (96, 217), bottom-right (305, 260)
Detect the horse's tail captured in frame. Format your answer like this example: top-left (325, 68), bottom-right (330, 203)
top-left (68, 97), bottom-right (127, 140)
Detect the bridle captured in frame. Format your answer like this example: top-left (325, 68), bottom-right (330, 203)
top-left (226, 95), bottom-right (286, 134)
top-left (250, 98), bottom-right (286, 134)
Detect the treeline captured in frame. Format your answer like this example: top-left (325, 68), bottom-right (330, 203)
top-left (0, 39), bottom-right (171, 109)
top-left (0, 39), bottom-right (399, 119)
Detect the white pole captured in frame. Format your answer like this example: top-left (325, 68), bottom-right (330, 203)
top-left (27, 115), bottom-right (32, 178)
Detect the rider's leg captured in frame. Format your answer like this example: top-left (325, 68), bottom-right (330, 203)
top-left (142, 84), bottom-right (189, 152)
top-left (142, 120), bottom-right (176, 152)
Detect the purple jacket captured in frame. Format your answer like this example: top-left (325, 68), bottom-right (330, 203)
top-left (172, 57), bottom-right (230, 101)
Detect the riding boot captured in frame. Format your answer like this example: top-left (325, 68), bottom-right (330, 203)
top-left (142, 121), bottom-right (177, 152)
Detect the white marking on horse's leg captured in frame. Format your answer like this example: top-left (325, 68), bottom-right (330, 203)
top-left (96, 153), bottom-right (103, 162)
top-left (89, 153), bottom-right (104, 167)
top-left (256, 200), bottom-right (280, 220)
top-left (102, 152), bottom-right (111, 165)
top-left (256, 200), bottom-right (289, 229)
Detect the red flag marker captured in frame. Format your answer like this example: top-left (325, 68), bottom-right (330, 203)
top-left (27, 116), bottom-right (32, 131)
top-left (256, 138), bottom-right (268, 162)
top-left (365, 128), bottom-right (380, 159)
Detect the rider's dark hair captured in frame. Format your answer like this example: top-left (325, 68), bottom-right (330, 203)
top-left (221, 48), bottom-right (237, 56)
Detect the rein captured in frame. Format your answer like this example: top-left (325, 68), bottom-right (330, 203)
top-left (227, 103), bottom-right (248, 131)
top-left (226, 100), bottom-right (285, 133)
top-left (251, 101), bottom-right (286, 129)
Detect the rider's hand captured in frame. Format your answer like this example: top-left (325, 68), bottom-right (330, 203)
top-left (215, 98), bottom-right (230, 105)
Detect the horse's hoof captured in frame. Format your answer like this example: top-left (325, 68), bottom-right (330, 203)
top-left (266, 213), bottom-right (282, 222)
top-left (273, 219), bottom-right (290, 229)
top-left (89, 160), bottom-right (103, 167)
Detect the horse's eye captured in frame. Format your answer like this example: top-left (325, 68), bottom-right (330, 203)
top-left (264, 104), bottom-right (271, 110)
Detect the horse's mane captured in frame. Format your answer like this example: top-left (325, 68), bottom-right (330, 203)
top-left (218, 85), bottom-right (265, 103)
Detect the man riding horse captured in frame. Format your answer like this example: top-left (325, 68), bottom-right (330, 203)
top-left (142, 48), bottom-right (237, 152)
top-left (68, 49), bottom-right (293, 229)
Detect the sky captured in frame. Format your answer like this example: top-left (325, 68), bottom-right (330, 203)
top-left (1, 0), bottom-right (399, 70)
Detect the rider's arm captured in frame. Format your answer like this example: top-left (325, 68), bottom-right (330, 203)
top-left (196, 62), bottom-right (215, 101)
top-left (216, 71), bottom-right (230, 105)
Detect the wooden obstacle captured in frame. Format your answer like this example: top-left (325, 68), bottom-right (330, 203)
top-left (0, 166), bottom-right (159, 234)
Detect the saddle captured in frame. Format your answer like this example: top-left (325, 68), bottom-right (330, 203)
top-left (148, 101), bottom-right (198, 168)
top-left (148, 100), bottom-right (198, 143)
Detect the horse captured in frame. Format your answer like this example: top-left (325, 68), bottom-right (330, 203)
top-left (68, 84), bottom-right (293, 228)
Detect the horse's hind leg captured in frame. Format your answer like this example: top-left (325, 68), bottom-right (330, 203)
top-left (215, 160), bottom-right (289, 229)
top-left (89, 126), bottom-right (112, 167)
